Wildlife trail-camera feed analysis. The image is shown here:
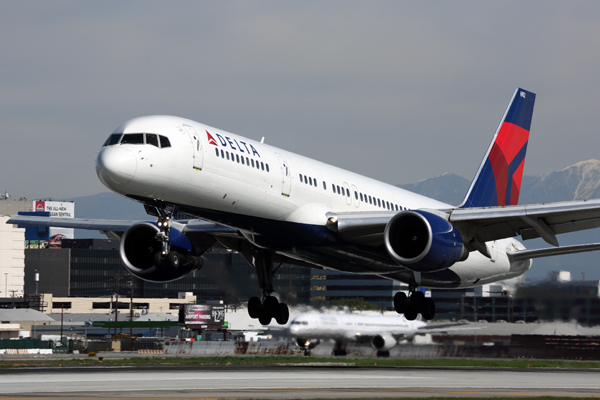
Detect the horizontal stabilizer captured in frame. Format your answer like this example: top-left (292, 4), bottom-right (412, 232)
top-left (507, 243), bottom-right (600, 261)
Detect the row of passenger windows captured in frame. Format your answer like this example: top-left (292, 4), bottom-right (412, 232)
top-left (299, 174), bottom-right (317, 187)
top-left (298, 173), bottom-right (407, 211)
top-left (103, 133), bottom-right (171, 148)
top-left (215, 148), bottom-right (270, 172)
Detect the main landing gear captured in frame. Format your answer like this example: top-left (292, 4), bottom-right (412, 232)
top-left (393, 274), bottom-right (435, 321)
top-left (248, 295), bottom-right (289, 325)
top-left (247, 251), bottom-right (290, 325)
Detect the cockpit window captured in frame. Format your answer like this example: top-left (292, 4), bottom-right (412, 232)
top-left (121, 133), bottom-right (144, 144)
top-left (103, 133), bottom-right (122, 147)
top-left (146, 134), bottom-right (159, 147)
top-left (159, 135), bottom-right (171, 148)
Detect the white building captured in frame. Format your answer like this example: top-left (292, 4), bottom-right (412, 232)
top-left (0, 216), bottom-right (25, 298)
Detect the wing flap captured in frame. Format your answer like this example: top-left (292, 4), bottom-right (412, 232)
top-left (507, 242), bottom-right (600, 261)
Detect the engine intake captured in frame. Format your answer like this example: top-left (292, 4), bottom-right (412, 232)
top-left (384, 210), bottom-right (468, 272)
top-left (371, 333), bottom-right (396, 351)
top-left (120, 222), bottom-right (202, 282)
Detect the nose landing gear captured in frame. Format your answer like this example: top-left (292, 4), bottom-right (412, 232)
top-left (145, 204), bottom-right (200, 271)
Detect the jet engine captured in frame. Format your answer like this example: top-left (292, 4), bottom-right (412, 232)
top-left (384, 210), bottom-right (468, 273)
top-left (371, 333), bottom-right (397, 351)
top-left (295, 338), bottom-right (320, 350)
top-left (120, 222), bottom-right (202, 282)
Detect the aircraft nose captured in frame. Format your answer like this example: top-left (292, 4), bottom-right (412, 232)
top-left (96, 147), bottom-right (137, 188)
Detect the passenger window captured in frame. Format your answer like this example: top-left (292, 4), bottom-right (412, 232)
top-left (346, 188), bottom-right (350, 197)
top-left (246, 157), bottom-right (250, 165)
top-left (103, 133), bottom-right (122, 146)
top-left (261, 162), bottom-right (264, 171)
top-left (221, 149), bottom-right (225, 158)
top-left (300, 174), bottom-right (304, 183)
top-left (145, 134), bottom-right (159, 147)
top-left (313, 179), bottom-right (317, 187)
top-left (360, 193), bottom-right (363, 201)
top-left (332, 185), bottom-right (335, 193)
top-left (226, 152), bottom-right (230, 160)
top-left (354, 192), bottom-right (358, 200)
top-left (121, 133), bottom-right (144, 144)
top-left (251, 159), bottom-right (255, 167)
top-left (308, 177), bottom-right (312, 185)
top-left (266, 164), bottom-right (269, 172)
top-left (337, 186), bottom-right (341, 195)
top-left (377, 199), bottom-right (381, 207)
top-left (215, 148), bottom-right (219, 157)
top-left (241, 156), bottom-right (245, 165)
top-left (236, 155), bottom-right (240, 163)
top-left (323, 182), bottom-right (326, 190)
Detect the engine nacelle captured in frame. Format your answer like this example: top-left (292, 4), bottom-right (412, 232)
top-left (371, 333), bottom-right (396, 351)
top-left (295, 338), bottom-right (320, 350)
top-left (120, 222), bottom-right (202, 282)
top-left (384, 210), bottom-right (468, 273)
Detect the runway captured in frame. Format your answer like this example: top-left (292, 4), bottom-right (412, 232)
top-left (0, 365), bottom-right (599, 398)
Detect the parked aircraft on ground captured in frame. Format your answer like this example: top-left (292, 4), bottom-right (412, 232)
top-left (10, 88), bottom-right (600, 325)
top-left (289, 311), bottom-right (480, 357)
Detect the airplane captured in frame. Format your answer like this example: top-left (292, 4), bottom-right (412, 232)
top-left (9, 87), bottom-right (600, 326)
top-left (289, 311), bottom-right (481, 357)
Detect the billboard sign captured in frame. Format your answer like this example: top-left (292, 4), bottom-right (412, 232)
top-left (32, 201), bottom-right (75, 241)
top-left (184, 304), bottom-right (226, 325)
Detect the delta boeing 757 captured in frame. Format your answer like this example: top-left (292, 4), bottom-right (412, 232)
top-left (10, 88), bottom-right (600, 325)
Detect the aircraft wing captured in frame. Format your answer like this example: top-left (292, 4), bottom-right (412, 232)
top-left (415, 324), bottom-right (484, 335)
top-left (448, 198), bottom-right (600, 246)
top-left (6, 215), bottom-right (238, 236)
top-left (327, 198), bottom-right (600, 258)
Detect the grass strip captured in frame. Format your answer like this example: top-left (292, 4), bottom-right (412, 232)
top-left (2, 356), bottom-right (600, 369)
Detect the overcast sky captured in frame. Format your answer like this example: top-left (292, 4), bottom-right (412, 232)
top-left (2, 1), bottom-right (600, 200)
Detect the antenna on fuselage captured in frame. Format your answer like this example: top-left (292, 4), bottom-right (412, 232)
top-left (260, 137), bottom-right (265, 143)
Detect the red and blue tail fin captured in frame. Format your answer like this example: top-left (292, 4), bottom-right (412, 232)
top-left (460, 88), bottom-right (536, 208)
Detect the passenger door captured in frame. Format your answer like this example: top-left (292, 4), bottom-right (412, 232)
top-left (182, 124), bottom-right (203, 170)
top-left (275, 153), bottom-right (291, 196)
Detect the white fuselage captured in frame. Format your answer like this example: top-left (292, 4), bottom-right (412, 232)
top-left (96, 115), bottom-right (532, 289)
top-left (289, 312), bottom-right (425, 342)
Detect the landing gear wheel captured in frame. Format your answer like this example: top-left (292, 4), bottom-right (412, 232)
top-left (422, 298), bottom-right (436, 320)
top-left (248, 297), bottom-right (261, 319)
top-left (411, 291), bottom-right (425, 310)
top-left (304, 350), bottom-right (311, 356)
top-left (258, 313), bottom-right (272, 325)
top-left (275, 303), bottom-right (289, 325)
top-left (376, 350), bottom-right (390, 358)
top-left (404, 307), bottom-right (418, 321)
top-left (263, 296), bottom-right (279, 317)
top-left (394, 292), bottom-right (407, 314)
top-left (154, 252), bottom-right (164, 269)
top-left (166, 251), bottom-right (180, 269)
